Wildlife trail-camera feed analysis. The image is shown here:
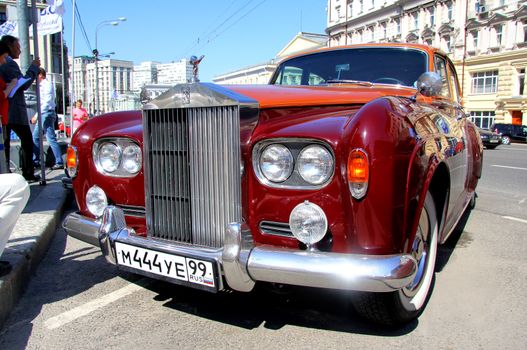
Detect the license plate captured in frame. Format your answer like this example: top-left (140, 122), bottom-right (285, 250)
top-left (115, 242), bottom-right (217, 291)
top-left (490, 139), bottom-right (498, 143)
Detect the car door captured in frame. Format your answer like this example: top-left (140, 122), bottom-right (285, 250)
top-left (433, 55), bottom-right (471, 236)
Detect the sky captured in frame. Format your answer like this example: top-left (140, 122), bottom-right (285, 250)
top-left (62, 0), bottom-right (328, 82)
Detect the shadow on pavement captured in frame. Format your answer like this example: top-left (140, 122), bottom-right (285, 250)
top-left (0, 197), bottom-right (115, 350)
top-left (134, 276), bottom-right (418, 336)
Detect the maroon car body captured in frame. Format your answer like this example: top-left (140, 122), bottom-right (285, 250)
top-left (63, 44), bottom-right (483, 325)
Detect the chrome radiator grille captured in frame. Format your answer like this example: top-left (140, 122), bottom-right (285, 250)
top-left (143, 106), bottom-right (241, 248)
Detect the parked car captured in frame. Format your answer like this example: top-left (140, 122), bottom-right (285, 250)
top-left (491, 123), bottom-right (527, 145)
top-left (478, 127), bottom-right (502, 149)
top-left (62, 43), bottom-right (483, 326)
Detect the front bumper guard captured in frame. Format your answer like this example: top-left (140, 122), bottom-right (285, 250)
top-left (63, 206), bottom-right (417, 293)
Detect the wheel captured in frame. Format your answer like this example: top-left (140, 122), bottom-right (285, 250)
top-left (501, 135), bottom-right (511, 145)
top-left (351, 191), bottom-right (438, 326)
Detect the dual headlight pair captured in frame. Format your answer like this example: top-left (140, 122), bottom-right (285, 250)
top-left (255, 142), bottom-right (334, 188)
top-left (93, 138), bottom-right (142, 177)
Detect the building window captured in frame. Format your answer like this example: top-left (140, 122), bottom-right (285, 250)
top-left (359, 0), bottom-right (363, 14)
top-left (447, 2), bottom-right (453, 21)
top-left (518, 68), bottom-right (525, 95)
top-left (382, 22), bottom-right (387, 39)
top-left (368, 25), bottom-right (374, 42)
top-left (523, 20), bottom-right (527, 42)
top-left (0, 12), bottom-right (7, 25)
top-left (413, 12), bottom-right (419, 29)
top-left (495, 25), bottom-right (503, 46)
top-left (396, 18), bottom-right (401, 34)
top-left (429, 7), bottom-right (435, 26)
top-left (469, 111), bottom-right (495, 129)
top-left (442, 36), bottom-right (452, 52)
top-left (471, 70), bottom-right (499, 94)
top-left (348, 1), bottom-right (353, 17)
top-left (472, 30), bottom-right (479, 49)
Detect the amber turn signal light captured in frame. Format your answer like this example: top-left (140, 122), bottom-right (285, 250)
top-left (66, 146), bottom-right (78, 178)
top-left (347, 149), bottom-right (369, 199)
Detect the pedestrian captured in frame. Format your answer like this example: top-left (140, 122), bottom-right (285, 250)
top-left (0, 41), bottom-right (17, 173)
top-left (72, 99), bottom-right (89, 132)
top-left (31, 68), bottom-right (63, 169)
top-left (0, 173), bottom-right (30, 277)
top-left (0, 35), bottom-right (41, 183)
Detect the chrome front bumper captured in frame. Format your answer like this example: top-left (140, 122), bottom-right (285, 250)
top-left (63, 206), bottom-right (417, 293)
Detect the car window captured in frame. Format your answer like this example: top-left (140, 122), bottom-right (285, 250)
top-left (271, 48), bottom-right (428, 87)
top-left (434, 55), bottom-right (451, 99)
top-left (447, 62), bottom-right (461, 103)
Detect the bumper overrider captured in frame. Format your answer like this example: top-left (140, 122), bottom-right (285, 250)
top-left (63, 206), bottom-right (417, 293)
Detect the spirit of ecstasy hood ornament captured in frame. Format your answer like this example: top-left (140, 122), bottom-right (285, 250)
top-left (190, 55), bottom-right (205, 83)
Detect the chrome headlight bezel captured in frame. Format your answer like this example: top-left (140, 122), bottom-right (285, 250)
top-left (93, 138), bottom-right (142, 177)
top-left (252, 139), bottom-right (335, 189)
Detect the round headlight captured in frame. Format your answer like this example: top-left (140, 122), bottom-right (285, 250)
top-left (86, 185), bottom-right (108, 217)
top-left (122, 144), bottom-right (142, 174)
top-left (289, 201), bottom-right (328, 245)
top-left (98, 143), bottom-right (121, 173)
top-left (297, 145), bottom-right (333, 185)
top-left (259, 144), bottom-right (294, 183)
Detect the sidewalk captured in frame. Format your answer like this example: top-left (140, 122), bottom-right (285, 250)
top-left (0, 170), bottom-right (70, 329)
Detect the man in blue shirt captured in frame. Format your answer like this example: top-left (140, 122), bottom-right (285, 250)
top-left (31, 68), bottom-right (63, 169)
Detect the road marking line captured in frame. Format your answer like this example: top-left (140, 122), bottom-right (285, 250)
top-left (491, 165), bottom-right (527, 171)
top-left (502, 216), bottom-right (527, 224)
top-left (44, 279), bottom-right (148, 330)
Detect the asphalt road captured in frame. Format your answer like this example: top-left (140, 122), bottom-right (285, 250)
top-left (0, 144), bottom-right (526, 350)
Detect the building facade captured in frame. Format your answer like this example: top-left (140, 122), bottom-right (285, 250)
top-left (156, 59), bottom-right (193, 84)
top-left (213, 32), bottom-right (329, 85)
top-left (326, 0), bottom-right (527, 127)
top-left (132, 61), bottom-right (159, 92)
top-left (69, 56), bottom-right (133, 114)
top-left (87, 59), bottom-right (133, 114)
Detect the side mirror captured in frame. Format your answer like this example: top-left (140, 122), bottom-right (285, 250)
top-left (416, 72), bottom-right (443, 97)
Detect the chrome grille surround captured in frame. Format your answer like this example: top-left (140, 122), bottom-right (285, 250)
top-left (142, 83), bottom-right (258, 249)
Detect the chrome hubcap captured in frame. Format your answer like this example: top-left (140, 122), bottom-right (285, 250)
top-left (403, 208), bottom-right (430, 298)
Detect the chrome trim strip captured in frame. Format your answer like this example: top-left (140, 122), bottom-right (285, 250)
top-left (247, 246), bottom-right (417, 292)
top-left (252, 138), bottom-right (335, 190)
top-left (62, 212), bottom-right (101, 247)
top-left (63, 210), bottom-right (417, 293)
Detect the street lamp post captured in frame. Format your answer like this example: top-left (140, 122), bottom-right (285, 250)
top-left (94, 17), bottom-right (126, 115)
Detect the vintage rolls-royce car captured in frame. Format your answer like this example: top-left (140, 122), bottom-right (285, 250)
top-left (63, 43), bottom-right (482, 326)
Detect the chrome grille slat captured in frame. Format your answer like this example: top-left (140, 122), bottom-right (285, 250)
top-left (144, 105), bottom-right (241, 248)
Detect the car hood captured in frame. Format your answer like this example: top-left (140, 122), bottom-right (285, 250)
top-left (225, 84), bottom-right (416, 109)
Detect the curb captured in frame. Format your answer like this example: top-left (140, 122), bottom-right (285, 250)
top-left (0, 178), bottom-right (70, 329)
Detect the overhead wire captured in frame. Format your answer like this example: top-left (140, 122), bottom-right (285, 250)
top-left (182, 0), bottom-right (267, 57)
top-left (69, 0), bottom-right (93, 53)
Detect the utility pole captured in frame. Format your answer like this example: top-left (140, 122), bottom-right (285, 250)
top-left (16, 0), bottom-right (30, 71)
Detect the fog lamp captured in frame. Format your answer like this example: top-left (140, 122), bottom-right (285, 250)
top-left (289, 201), bottom-right (328, 246)
top-left (86, 185), bottom-right (108, 217)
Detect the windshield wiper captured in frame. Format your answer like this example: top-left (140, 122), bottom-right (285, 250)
top-left (325, 79), bottom-right (373, 87)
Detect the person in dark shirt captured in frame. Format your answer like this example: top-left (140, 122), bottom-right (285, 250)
top-left (0, 35), bottom-right (41, 182)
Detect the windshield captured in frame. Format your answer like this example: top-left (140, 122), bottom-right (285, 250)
top-left (270, 47), bottom-right (428, 88)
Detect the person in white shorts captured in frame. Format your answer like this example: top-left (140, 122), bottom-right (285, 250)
top-left (0, 173), bottom-right (30, 276)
